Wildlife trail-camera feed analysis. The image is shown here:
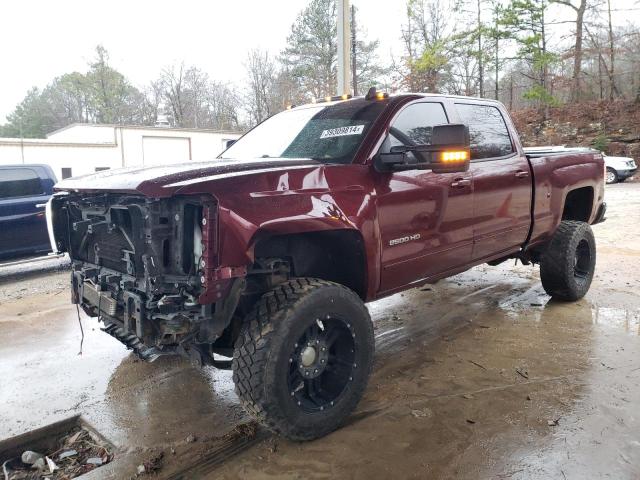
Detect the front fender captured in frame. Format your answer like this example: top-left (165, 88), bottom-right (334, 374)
top-left (181, 164), bottom-right (381, 301)
top-left (219, 192), bottom-right (360, 267)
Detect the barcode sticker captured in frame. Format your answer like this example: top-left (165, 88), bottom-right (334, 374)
top-left (320, 125), bottom-right (365, 139)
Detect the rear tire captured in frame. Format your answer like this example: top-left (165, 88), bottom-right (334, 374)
top-left (606, 168), bottom-right (618, 184)
top-left (540, 221), bottom-right (596, 301)
top-left (232, 278), bottom-right (374, 441)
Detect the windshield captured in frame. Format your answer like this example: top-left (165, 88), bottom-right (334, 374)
top-left (220, 99), bottom-right (387, 163)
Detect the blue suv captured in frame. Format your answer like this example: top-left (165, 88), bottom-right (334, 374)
top-left (0, 164), bottom-right (57, 259)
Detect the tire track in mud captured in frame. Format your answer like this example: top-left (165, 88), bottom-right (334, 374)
top-left (164, 424), bottom-right (269, 480)
top-left (371, 273), bottom-right (537, 357)
top-left (163, 406), bottom-right (388, 479)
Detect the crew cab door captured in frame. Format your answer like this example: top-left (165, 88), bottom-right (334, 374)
top-left (453, 102), bottom-right (532, 260)
top-left (373, 101), bottom-right (474, 294)
top-left (0, 167), bottom-right (51, 258)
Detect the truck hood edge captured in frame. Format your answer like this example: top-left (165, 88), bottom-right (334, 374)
top-left (53, 158), bottom-right (320, 196)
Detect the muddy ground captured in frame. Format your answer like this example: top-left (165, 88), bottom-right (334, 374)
top-left (1, 183), bottom-right (639, 479)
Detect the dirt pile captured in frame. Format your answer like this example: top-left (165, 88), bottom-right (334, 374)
top-left (510, 100), bottom-right (640, 161)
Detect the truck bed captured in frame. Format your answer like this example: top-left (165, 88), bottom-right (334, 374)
top-left (525, 147), bottom-right (605, 249)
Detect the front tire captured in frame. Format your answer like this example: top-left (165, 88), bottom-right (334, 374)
top-left (232, 278), bottom-right (374, 441)
top-left (540, 221), bottom-right (596, 301)
top-left (606, 167), bottom-right (618, 184)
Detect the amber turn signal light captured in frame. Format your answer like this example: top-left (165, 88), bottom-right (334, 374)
top-left (440, 150), bottom-right (469, 162)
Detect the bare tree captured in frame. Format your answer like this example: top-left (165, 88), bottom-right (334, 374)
top-left (244, 49), bottom-right (277, 125)
top-left (184, 67), bottom-right (211, 128)
top-left (552, 0), bottom-right (588, 101)
top-left (207, 82), bottom-right (242, 130)
top-left (605, 0), bottom-right (618, 100)
top-left (160, 63), bottom-right (187, 127)
top-left (399, 0), bottom-right (453, 93)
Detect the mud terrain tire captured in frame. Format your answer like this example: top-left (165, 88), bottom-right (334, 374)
top-left (540, 220), bottom-right (596, 301)
top-left (232, 278), bottom-right (374, 441)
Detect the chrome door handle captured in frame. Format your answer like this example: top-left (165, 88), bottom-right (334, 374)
top-left (35, 203), bottom-right (47, 208)
top-left (515, 170), bottom-right (529, 178)
top-left (451, 179), bottom-right (471, 188)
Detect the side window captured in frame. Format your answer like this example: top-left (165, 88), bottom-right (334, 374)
top-left (455, 103), bottom-right (514, 160)
top-left (0, 168), bottom-right (44, 199)
top-left (61, 168), bottom-right (73, 179)
top-left (388, 103), bottom-right (448, 149)
top-left (380, 103), bottom-right (448, 164)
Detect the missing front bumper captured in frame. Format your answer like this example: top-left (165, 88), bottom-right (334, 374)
top-left (81, 281), bottom-right (118, 317)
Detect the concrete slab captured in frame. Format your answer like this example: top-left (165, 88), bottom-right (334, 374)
top-left (1, 183), bottom-right (639, 479)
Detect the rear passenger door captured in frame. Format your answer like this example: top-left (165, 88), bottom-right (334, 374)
top-left (454, 102), bottom-right (532, 261)
top-left (0, 167), bottom-right (50, 258)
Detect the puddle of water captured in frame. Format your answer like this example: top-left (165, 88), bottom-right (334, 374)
top-left (591, 305), bottom-right (640, 335)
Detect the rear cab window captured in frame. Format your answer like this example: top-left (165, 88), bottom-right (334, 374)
top-left (454, 103), bottom-right (514, 160)
top-left (0, 168), bottom-right (44, 199)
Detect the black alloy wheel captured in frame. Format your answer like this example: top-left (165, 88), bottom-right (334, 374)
top-left (232, 278), bottom-right (374, 441)
top-left (540, 220), bottom-right (596, 301)
top-left (287, 315), bottom-right (357, 413)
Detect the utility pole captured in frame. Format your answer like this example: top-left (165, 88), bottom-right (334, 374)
top-left (477, 0), bottom-right (484, 97)
top-left (337, 0), bottom-right (351, 95)
top-left (351, 4), bottom-right (357, 96)
top-left (19, 118), bottom-right (25, 164)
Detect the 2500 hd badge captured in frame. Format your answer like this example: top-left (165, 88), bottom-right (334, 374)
top-left (389, 233), bottom-right (421, 246)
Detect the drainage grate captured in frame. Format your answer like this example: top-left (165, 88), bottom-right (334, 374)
top-left (0, 415), bottom-right (114, 479)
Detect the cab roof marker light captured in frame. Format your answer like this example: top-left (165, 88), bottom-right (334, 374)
top-left (365, 86), bottom-right (389, 101)
top-left (309, 94), bottom-right (353, 104)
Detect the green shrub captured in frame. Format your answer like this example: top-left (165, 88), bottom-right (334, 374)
top-left (591, 133), bottom-right (609, 152)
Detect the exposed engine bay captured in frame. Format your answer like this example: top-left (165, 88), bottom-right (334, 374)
top-left (50, 193), bottom-right (249, 366)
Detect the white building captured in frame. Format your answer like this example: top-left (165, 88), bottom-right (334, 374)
top-left (0, 123), bottom-right (242, 180)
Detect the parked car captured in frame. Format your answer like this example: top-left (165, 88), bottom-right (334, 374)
top-left (0, 164), bottom-right (57, 259)
top-left (604, 154), bottom-right (637, 184)
top-left (48, 91), bottom-right (605, 441)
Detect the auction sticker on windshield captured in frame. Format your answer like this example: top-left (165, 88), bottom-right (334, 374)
top-left (320, 125), bottom-right (365, 139)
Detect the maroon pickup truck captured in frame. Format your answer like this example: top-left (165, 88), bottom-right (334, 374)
top-left (49, 91), bottom-right (605, 440)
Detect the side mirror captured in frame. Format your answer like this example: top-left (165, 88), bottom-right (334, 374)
top-left (376, 123), bottom-right (471, 174)
top-left (430, 123), bottom-right (471, 174)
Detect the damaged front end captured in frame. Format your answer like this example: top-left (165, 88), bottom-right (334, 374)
top-left (50, 193), bottom-right (245, 367)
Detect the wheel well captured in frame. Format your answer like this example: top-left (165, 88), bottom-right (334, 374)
top-left (253, 230), bottom-right (367, 299)
top-left (562, 187), bottom-right (593, 222)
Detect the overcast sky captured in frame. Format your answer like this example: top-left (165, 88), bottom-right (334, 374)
top-left (0, 0), bottom-right (638, 122)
